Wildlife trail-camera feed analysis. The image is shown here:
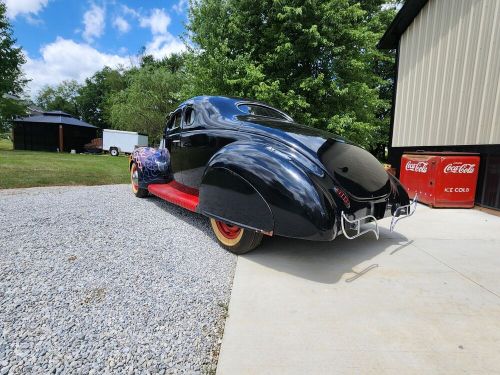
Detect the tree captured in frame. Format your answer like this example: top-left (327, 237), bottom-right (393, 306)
top-left (0, 1), bottom-right (28, 132)
top-left (140, 52), bottom-right (188, 73)
top-left (77, 67), bottom-right (128, 129)
top-left (0, 95), bottom-right (27, 134)
top-left (367, 0), bottom-right (404, 158)
top-left (36, 80), bottom-right (81, 117)
top-left (75, 54), bottom-right (188, 130)
top-left (187, 0), bottom-right (399, 156)
top-left (107, 66), bottom-right (186, 143)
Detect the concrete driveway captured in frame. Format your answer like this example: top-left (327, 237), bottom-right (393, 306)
top-left (216, 205), bottom-right (500, 374)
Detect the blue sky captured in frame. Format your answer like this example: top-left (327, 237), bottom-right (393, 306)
top-left (5, 0), bottom-right (189, 97)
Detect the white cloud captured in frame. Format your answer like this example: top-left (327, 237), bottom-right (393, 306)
top-left (136, 8), bottom-right (185, 59)
top-left (4, 0), bottom-right (49, 18)
top-left (121, 4), bottom-right (140, 19)
top-left (24, 13), bottom-right (45, 25)
top-left (82, 4), bottom-right (105, 42)
top-left (144, 34), bottom-right (186, 59)
top-left (24, 37), bottom-right (130, 97)
top-left (172, 0), bottom-right (189, 14)
top-left (139, 8), bottom-right (170, 35)
top-left (113, 16), bottom-right (130, 34)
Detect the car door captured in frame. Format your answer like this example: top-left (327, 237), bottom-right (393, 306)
top-left (165, 109), bottom-right (183, 182)
top-left (179, 105), bottom-right (210, 188)
top-left (179, 104), bottom-right (238, 189)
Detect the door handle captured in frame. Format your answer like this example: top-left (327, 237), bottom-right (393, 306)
top-left (172, 140), bottom-right (181, 144)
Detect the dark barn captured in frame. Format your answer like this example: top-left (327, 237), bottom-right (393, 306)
top-left (13, 111), bottom-right (98, 153)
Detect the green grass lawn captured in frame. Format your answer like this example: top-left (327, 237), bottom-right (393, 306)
top-left (0, 139), bottom-right (130, 189)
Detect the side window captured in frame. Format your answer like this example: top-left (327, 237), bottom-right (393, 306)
top-left (167, 111), bottom-right (182, 130)
top-left (173, 112), bottom-right (182, 129)
top-left (183, 107), bottom-right (195, 127)
top-left (166, 115), bottom-right (174, 130)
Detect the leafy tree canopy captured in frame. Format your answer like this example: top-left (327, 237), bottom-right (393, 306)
top-left (107, 64), bottom-right (187, 144)
top-left (34, 51), bottom-right (189, 134)
top-left (21, 1), bottom-right (400, 156)
top-left (77, 67), bottom-right (129, 129)
top-left (36, 80), bottom-right (82, 118)
top-left (187, 0), bottom-right (399, 155)
top-left (0, 1), bottom-right (28, 132)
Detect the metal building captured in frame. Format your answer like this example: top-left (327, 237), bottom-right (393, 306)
top-left (379, 0), bottom-right (500, 210)
top-left (13, 111), bottom-right (98, 153)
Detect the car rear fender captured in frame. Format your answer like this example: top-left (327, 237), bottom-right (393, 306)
top-left (199, 141), bottom-right (337, 241)
top-left (387, 173), bottom-right (411, 211)
top-left (199, 167), bottom-right (274, 233)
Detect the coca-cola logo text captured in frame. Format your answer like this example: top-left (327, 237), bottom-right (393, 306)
top-left (443, 163), bottom-right (475, 174)
top-left (405, 160), bottom-right (428, 173)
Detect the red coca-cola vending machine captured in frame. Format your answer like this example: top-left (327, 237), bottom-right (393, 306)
top-left (399, 152), bottom-right (480, 208)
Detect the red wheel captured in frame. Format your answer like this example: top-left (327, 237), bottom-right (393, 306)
top-left (216, 221), bottom-right (243, 240)
top-left (210, 218), bottom-right (263, 254)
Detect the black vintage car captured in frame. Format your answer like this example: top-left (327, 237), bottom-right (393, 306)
top-left (130, 96), bottom-right (416, 254)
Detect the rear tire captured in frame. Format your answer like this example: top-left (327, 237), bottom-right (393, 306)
top-left (130, 163), bottom-right (148, 198)
top-left (209, 218), bottom-right (263, 254)
top-left (110, 147), bottom-right (119, 156)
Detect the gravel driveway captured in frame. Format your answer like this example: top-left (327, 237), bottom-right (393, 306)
top-left (0, 185), bottom-right (236, 374)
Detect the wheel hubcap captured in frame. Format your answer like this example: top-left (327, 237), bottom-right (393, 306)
top-left (216, 221), bottom-right (242, 239)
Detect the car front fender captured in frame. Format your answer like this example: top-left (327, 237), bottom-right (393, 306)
top-left (130, 147), bottom-right (172, 188)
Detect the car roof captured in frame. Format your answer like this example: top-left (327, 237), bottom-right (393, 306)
top-left (176, 96), bottom-right (293, 121)
top-left (179, 95), bottom-right (270, 106)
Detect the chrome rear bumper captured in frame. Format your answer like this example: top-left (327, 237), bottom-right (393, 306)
top-left (341, 211), bottom-right (380, 240)
top-left (341, 195), bottom-right (418, 240)
top-left (389, 195), bottom-right (418, 232)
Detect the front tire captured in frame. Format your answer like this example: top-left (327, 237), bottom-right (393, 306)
top-left (110, 147), bottom-right (119, 156)
top-left (209, 218), bottom-right (263, 254)
top-left (130, 163), bottom-right (148, 198)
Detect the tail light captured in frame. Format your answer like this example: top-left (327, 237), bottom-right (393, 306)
top-left (334, 187), bottom-right (350, 209)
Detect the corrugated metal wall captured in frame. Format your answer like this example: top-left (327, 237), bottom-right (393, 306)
top-left (393, 0), bottom-right (500, 147)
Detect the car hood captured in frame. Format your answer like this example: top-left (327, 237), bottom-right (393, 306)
top-left (237, 116), bottom-right (391, 199)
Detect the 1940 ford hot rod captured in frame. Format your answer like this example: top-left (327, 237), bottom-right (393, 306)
top-left (129, 96), bottom-right (416, 254)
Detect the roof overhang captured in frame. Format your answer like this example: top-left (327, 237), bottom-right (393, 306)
top-left (14, 115), bottom-right (97, 129)
top-left (378, 0), bottom-right (429, 49)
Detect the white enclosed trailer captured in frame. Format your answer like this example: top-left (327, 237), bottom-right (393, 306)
top-left (102, 129), bottom-right (148, 156)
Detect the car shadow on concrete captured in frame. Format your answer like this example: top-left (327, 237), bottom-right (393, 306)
top-left (242, 227), bottom-right (411, 284)
top-left (149, 196), bottom-right (412, 284)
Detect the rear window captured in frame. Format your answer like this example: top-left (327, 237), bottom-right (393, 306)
top-left (238, 103), bottom-right (289, 120)
top-left (320, 141), bottom-right (390, 198)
